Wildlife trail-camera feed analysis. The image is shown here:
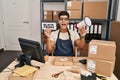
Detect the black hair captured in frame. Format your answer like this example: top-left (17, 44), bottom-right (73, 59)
top-left (58, 11), bottom-right (69, 19)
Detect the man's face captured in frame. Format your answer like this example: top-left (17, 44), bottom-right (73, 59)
top-left (58, 15), bottom-right (69, 30)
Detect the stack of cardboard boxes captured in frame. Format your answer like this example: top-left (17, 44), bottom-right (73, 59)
top-left (44, 10), bottom-right (61, 21)
top-left (66, 0), bottom-right (82, 19)
top-left (66, 0), bottom-right (108, 19)
top-left (87, 40), bottom-right (116, 77)
top-left (44, 1), bottom-right (108, 20)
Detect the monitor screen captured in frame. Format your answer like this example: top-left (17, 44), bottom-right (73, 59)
top-left (18, 38), bottom-right (45, 63)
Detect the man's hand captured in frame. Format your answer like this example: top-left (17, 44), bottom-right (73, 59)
top-left (78, 26), bottom-right (87, 37)
top-left (44, 29), bottom-right (52, 38)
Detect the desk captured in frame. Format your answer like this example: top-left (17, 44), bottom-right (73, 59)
top-left (0, 56), bottom-right (118, 80)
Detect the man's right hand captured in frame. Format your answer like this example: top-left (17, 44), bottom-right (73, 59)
top-left (44, 29), bottom-right (52, 38)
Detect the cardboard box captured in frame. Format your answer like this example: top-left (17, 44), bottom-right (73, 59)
top-left (87, 58), bottom-right (115, 77)
top-left (77, 43), bottom-right (88, 57)
top-left (110, 21), bottom-right (120, 42)
top-left (44, 10), bottom-right (53, 21)
top-left (53, 11), bottom-right (61, 21)
top-left (85, 0), bottom-right (108, 1)
top-left (83, 1), bottom-right (108, 19)
top-left (110, 21), bottom-right (120, 79)
top-left (44, 10), bottom-right (53, 15)
top-left (8, 72), bottom-right (35, 80)
top-left (54, 57), bottom-right (73, 66)
top-left (9, 75), bottom-right (32, 80)
top-left (88, 40), bottom-right (116, 61)
top-left (67, 0), bottom-right (82, 10)
top-left (67, 9), bottom-right (81, 19)
top-left (8, 65), bottom-right (38, 80)
top-left (44, 15), bottom-right (52, 21)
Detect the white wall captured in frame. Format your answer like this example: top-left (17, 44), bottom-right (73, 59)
top-left (30, 0), bottom-right (41, 42)
top-left (0, 7), bottom-right (2, 49)
top-left (0, 0), bottom-right (41, 50)
top-left (117, 1), bottom-right (120, 21)
top-left (44, 2), bottom-right (65, 11)
top-left (0, 0), bottom-right (4, 49)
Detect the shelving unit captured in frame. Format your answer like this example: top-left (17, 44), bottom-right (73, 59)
top-left (40, 0), bottom-right (65, 50)
top-left (40, 0), bottom-right (119, 50)
top-left (41, 0), bottom-right (64, 2)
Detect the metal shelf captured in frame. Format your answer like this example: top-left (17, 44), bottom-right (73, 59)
top-left (42, 0), bottom-right (64, 2)
top-left (40, 0), bottom-right (119, 49)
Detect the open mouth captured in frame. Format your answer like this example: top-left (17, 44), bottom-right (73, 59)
top-left (62, 23), bottom-right (66, 26)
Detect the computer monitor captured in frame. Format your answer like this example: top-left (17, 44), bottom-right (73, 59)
top-left (18, 38), bottom-right (45, 63)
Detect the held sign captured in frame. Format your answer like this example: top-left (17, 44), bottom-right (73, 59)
top-left (42, 22), bottom-right (56, 30)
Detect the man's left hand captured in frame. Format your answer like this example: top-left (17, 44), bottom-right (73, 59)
top-left (78, 26), bottom-right (87, 37)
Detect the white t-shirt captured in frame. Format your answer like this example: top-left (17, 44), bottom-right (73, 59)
top-left (50, 30), bottom-right (80, 46)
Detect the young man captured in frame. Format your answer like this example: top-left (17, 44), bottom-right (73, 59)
top-left (44, 11), bottom-right (86, 56)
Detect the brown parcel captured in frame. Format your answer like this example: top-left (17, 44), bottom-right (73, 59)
top-left (87, 58), bottom-right (115, 77)
top-left (88, 40), bottom-right (116, 61)
top-left (9, 74), bottom-right (33, 80)
top-left (83, 1), bottom-right (108, 19)
top-left (53, 11), bottom-right (61, 21)
top-left (54, 57), bottom-right (73, 66)
top-left (44, 10), bottom-right (53, 21)
top-left (8, 65), bottom-right (38, 80)
top-left (8, 71), bottom-right (37, 80)
top-left (67, 9), bottom-right (81, 19)
top-left (67, 0), bottom-right (82, 10)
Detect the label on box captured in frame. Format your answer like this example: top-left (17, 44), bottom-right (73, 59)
top-left (67, 1), bottom-right (72, 7)
top-left (44, 11), bottom-right (47, 15)
top-left (53, 11), bottom-right (57, 15)
top-left (44, 16), bottom-right (47, 19)
top-left (89, 45), bottom-right (97, 54)
top-left (67, 11), bottom-right (71, 16)
top-left (60, 57), bottom-right (68, 61)
top-left (87, 60), bottom-right (96, 72)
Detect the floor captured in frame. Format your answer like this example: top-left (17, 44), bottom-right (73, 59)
top-left (0, 50), bottom-right (20, 72)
